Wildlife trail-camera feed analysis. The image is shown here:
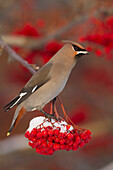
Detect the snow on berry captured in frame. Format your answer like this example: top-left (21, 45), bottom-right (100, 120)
top-left (25, 116), bottom-right (91, 156)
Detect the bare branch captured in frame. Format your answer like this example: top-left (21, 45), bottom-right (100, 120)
top-left (1, 14), bottom-right (89, 49)
top-left (0, 38), bottom-right (36, 74)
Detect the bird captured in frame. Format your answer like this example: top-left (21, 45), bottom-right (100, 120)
top-left (3, 40), bottom-right (89, 136)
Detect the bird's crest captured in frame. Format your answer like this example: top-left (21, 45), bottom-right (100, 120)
top-left (62, 40), bottom-right (85, 50)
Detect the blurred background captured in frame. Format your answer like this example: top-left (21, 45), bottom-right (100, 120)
top-left (0, 0), bottom-right (113, 169)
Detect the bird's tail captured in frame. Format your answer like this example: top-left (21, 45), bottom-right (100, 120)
top-left (3, 96), bottom-right (20, 112)
top-left (7, 105), bottom-right (26, 136)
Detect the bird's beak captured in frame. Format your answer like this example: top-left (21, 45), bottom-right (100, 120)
top-left (86, 51), bottom-right (90, 55)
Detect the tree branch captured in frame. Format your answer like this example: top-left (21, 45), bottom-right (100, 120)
top-left (0, 38), bottom-right (36, 74)
top-left (1, 14), bottom-right (90, 49)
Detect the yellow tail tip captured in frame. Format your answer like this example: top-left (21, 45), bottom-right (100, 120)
top-left (7, 132), bottom-right (10, 136)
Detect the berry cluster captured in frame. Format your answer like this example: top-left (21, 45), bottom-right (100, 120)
top-left (80, 17), bottom-right (113, 60)
top-left (25, 116), bottom-right (91, 156)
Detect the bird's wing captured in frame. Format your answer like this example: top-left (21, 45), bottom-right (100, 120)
top-left (3, 62), bottom-right (53, 111)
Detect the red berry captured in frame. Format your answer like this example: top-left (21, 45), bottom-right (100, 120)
top-left (31, 128), bottom-right (37, 136)
top-left (36, 148), bottom-right (40, 153)
top-left (66, 140), bottom-right (70, 145)
top-left (75, 136), bottom-right (81, 144)
top-left (48, 130), bottom-right (54, 136)
top-left (85, 130), bottom-right (91, 135)
top-left (48, 149), bottom-right (54, 156)
top-left (67, 133), bottom-right (74, 140)
top-left (42, 130), bottom-right (48, 137)
top-left (47, 136), bottom-right (54, 142)
top-left (31, 137), bottom-right (37, 143)
top-left (58, 133), bottom-right (64, 139)
top-left (40, 138), bottom-right (46, 143)
top-left (60, 139), bottom-right (66, 144)
top-left (43, 152), bottom-right (48, 156)
top-left (48, 142), bottom-right (53, 148)
top-left (69, 146), bottom-right (73, 150)
top-left (53, 129), bottom-right (59, 136)
top-left (79, 141), bottom-right (85, 147)
top-left (65, 145), bottom-right (70, 151)
top-left (36, 132), bottom-right (42, 138)
top-left (68, 141), bottom-right (73, 146)
top-left (80, 133), bottom-right (87, 140)
top-left (43, 147), bottom-right (48, 152)
top-left (38, 151), bottom-right (43, 155)
top-left (29, 141), bottom-right (33, 147)
top-left (54, 137), bottom-right (59, 143)
top-left (53, 143), bottom-right (60, 150)
top-left (42, 142), bottom-right (47, 148)
top-left (60, 144), bottom-right (66, 150)
top-left (36, 139), bottom-right (42, 146)
top-left (73, 142), bottom-right (78, 149)
top-left (25, 131), bottom-right (30, 138)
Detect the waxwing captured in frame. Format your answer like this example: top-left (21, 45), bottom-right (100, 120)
top-left (3, 40), bottom-right (89, 135)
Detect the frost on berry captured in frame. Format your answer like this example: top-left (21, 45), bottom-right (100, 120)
top-left (25, 116), bottom-right (91, 156)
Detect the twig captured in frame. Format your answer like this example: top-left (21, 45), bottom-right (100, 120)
top-left (0, 38), bottom-right (36, 74)
top-left (100, 162), bottom-right (113, 170)
top-left (0, 135), bottom-right (28, 155)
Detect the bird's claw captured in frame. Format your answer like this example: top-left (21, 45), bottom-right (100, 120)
top-left (46, 114), bottom-right (58, 121)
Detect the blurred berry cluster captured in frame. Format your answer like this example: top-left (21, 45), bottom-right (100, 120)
top-left (10, 22), bottom-right (62, 83)
top-left (80, 17), bottom-right (113, 60)
top-left (12, 22), bottom-right (62, 64)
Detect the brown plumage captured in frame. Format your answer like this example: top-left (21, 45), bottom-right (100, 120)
top-left (4, 40), bottom-right (89, 136)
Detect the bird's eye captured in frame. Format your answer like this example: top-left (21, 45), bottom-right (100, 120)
top-left (72, 45), bottom-right (86, 52)
top-left (72, 45), bottom-right (79, 51)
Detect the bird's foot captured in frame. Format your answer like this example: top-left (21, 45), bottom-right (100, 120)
top-left (40, 110), bottom-right (58, 121)
top-left (48, 114), bottom-right (58, 121)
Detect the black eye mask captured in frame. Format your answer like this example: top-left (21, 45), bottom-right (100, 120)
top-left (72, 45), bottom-right (86, 52)
top-left (76, 53), bottom-right (87, 58)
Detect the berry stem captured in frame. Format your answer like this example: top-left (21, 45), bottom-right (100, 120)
top-left (57, 96), bottom-right (82, 130)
